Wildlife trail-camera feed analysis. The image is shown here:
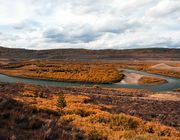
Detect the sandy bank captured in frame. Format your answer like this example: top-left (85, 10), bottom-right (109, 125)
top-left (120, 71), bottom-right (143, 84)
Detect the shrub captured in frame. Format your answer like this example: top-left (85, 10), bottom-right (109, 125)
top-left (57, 94), bottom-right (67, 109)
top-left (42, 108), bottom-right (61, 116)
top-left (110, 115), bottom-right (140, 130)
top-left (93, 85), bottom-right (101, 89)
top-left (88, 127), bottom-right (100, 140)
top-left (75, 109), bottom-right (95, 117)
top-left (38, 91), bottom-right (47, 98)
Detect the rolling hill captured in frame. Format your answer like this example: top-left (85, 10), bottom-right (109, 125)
top-left (0, 46), bottom-right (180, 61)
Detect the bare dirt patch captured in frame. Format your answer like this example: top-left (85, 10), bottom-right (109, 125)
top-left (148, 92), bottom-right (180, 101)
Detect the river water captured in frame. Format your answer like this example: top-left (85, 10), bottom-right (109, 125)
top-left (0, 69), bottom-right (179, 92)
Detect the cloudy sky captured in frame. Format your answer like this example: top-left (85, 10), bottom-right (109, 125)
top-left (0, 0), bottom-right (180, 50)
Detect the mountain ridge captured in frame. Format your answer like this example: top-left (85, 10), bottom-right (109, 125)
top-left (0, 46), bottom-right (179, 61)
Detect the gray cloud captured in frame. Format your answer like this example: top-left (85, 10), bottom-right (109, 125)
top-left (13, 20), bottom-right (40, 31)
top-left (43, 27), bottom-right (101, 43)
top-left (43, 17), bottom-right (141, 44)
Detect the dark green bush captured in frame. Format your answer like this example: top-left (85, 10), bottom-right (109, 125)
top-left (57, 94), bottom-right (67, 109)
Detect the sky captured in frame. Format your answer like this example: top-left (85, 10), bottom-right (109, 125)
top-left (0, 0), bottom-right (180, 50)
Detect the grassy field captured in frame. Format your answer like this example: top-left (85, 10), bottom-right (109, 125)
top-left (0, 83), bottom-right (180, 139)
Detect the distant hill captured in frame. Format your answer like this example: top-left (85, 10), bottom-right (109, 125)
top-left (0, 46), bottom-right (180, 61)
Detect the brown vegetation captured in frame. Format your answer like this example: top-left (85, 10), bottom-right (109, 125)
top-left (0, 83), bottom-right (180, 139)
top-left (138, 76), bottom-right (167, 85)
top-left (1, 60), bottom-right (180, 81)
top-left (173, 88), bottom-right (180, 92)
top-left (114, 61), bottom-right (180, 78)
top-left (0, 61), bottom-right (124, 84)
top-left (0, 47), bottom-right (179, 61)
top-left (146, 69), bottom-right (180, 78)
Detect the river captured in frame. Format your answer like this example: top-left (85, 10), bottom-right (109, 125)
top-left (0, 69), bottom-right (179, 92)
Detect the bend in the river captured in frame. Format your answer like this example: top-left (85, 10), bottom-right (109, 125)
top-left (0, 69), bottom-right (179, 92)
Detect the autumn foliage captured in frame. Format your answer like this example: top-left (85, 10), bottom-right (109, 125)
top-left (0, 61), bottom-right (124, 83)
top-left (2, 83), bottom-right (179, 139)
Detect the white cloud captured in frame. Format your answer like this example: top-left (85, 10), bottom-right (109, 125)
top-left (0, 1), bottom-right (36, 24)
top-left (147, 0), bottom-right (180, 17)
top-left (0, 0), bottom-right (179, 50)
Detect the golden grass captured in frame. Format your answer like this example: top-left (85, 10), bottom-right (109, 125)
top-left (13, 89), bottom-right (180, 140)
top-left (1, 60), bottom-right (180, 81)
top-left (0, 61), bottom-right (124, 83)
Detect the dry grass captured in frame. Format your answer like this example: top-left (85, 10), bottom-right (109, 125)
top-left (147, 69), bottom-right (180, 78)
top-left (0, 61), bottom-right (124, 83)
top-left (138, 76), bottom-right (167, 85)
top-left (1, 60), bottom-right (180, 81)
top-left (13, 88), bottom-right (180, 140)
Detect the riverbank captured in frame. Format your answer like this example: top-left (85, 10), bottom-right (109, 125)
top-left (0, 69), bottom-right (180, 92)
top-left (0, 60), bottom-right (180, 91)
top-left (120, 71), bottom-right (143, 84)
top-left (121, 71), bottom-right (167, 85)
